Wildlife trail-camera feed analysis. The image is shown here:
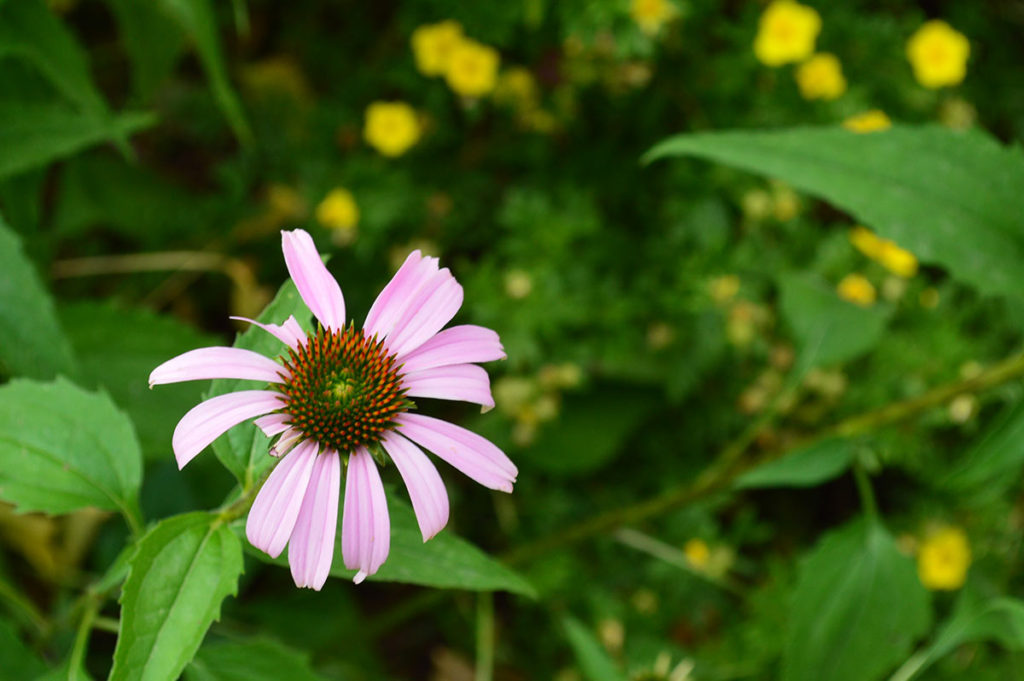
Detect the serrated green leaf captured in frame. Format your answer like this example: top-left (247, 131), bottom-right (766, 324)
top-left (208, 281), bottom-right (311, 486)
top-left (778, 272), bottom-right (889, 369)
top-left (0, 618), bottom-right (46, 681)
top-left (645, 126), bottom-right (1024, 300)
top-left (251, 494), bottom-right (535, 596)
top-left (110, 512), bottom-right (244, 681)
top-left (736, 439), bottom-right (854, 490)
top-left (60, 302), bottom-right (219, 461)
top-left (0, 103), bottom-right (154, 181)
top-left (562, 616), bottom-right (627, 681)
top-left (0, 377), bottom-right (142, 518)
top-left (0, 216), bottom-right (76, 379)
top-left (185, 638), bottom-right (324, 681)
top-left (782, 519), bottom-right (931, 681)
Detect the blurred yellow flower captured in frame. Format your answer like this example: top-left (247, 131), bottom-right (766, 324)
top-left (411, 20), bottom-right (464, 77)
top-left (709, 275), bottom-right (741, 304)
top-left (631, 0), bottom-right (677, 35)
top-left (843, 110), bottom-right (892, 133)
top-left (315, 188), bottom-right (359, 232)
top-left (849, 225), bottom-right (885, 259)
top-left (906, 20), bottom-right (970, 89)
top-left (795, 53), bottom-right (846, 100)
top-left (684, 538), bottom-right (711, 569)
top-left (771, 183), bottom-right (800, 221)
top-left (753, 0), bottom-right (821, 67)
top-left (494, 67), bottom-right (539, 109)
top-left (877, 241), bottom-right (918, 278)
top-left (837, 273), bottom-right (876, 307)
top-left (918, 527), bottom-right (971, 590)
top-left (364, 101), bottom-right (421, 157)
top-left (445, 39), bottom-right (500, 97)
top-left (504, 269), bottom-right (533, 299)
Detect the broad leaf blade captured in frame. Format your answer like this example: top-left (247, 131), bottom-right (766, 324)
top-left (110, 512), bottom-right (244, 681)
top-left (0, 217), bottom-right (76, 379)
top-left (646, 126), bottom-right (1024, 300)
top-left (0, 378), bottom-right (142, 517)
top-left (736, 438), bottom-right (854, 489)
top-left (185, 638), bottom-right (324, 681)
top-left (782, 519), bottom-right (931, 681)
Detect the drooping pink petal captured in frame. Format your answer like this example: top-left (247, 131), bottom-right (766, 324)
top-left (402, 364), bottom-right (494, 408)
top-left (288, 449), bottom-right (341, 590)
top-left (397, 325), bottom-right (505, 373)
top-left (363, 251), bottom-right (439, 342)
top-left (270, 428), bottom-right (303, 458)
top-left (342, 448), bottom-right (390, 583)
top-left (246, 439), bottom-right (318, 558)
top-left (380, 432), bottom-right (449, 541)
top-left (395, 413), bottom-right (517, 492)
top-left (231, 315), bottom-right (307, 350)
top-left (386, 270), bottom-right (464, 357)
top-left (281, 229), bottom-right (346, 331)
top-left (172, 390), bottom-right (283, 469)
top-left (254, 413), bottom-right (290, 437)
top-left (149, 347), bottom-right (285, 387)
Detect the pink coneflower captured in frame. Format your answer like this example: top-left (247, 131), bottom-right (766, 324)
top-left (150, 230), bottom-right (516, 589)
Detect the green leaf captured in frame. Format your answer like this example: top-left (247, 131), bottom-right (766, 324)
top-left (156, 0), bottom-right (252, 143)
top-left (645, 126), bottom-right (1024, 300)
top-left (209, 281), bottom-right (311, 487)
top-left (778, 272), bottom-right (889, 369)
top-left (110, 512), bottom-right (244, 681)
top-left (782, 519), bottom-right (931, 681)
top-left (185, 638), bottom-right (324, 681)
top-left (252, 495), bottom-right (535, 596)
top-left (0, 216), bottom-right (76, 379)
top-left (735, 438), bottom-right (854, 490)
top-left (103, 0), bottom-right (186, 101)
top-left (60, 302), bottom-right (220, 461)
top-left (561, 616), bottom-right (627, 681)
top-left (0, 103), bottom-right (154, 181)
top-left (0, 377), bottom-right (142, 518)
top-left (0, 618), bottom-right (46, 681)
top-left (940, 398), bottom-right (1024, 501)
top-left (519, 385), bottom-right (658, 476)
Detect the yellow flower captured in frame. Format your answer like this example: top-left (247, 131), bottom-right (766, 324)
top-left (631, 0), bottom-right (677, 35)
top-left (684, 538), bottom-right (711, 570)
top-left (837, 273), bottom-right (876, 307)
top-left (843, 110), bottom-right (892, 133)
top-left (877, 241), bottom-right (918, 278)
top-left (445, 39), bottom-right (500, 98)
top-left (795, 53), bottom-right (846, 100)
top-left (709, 275), bottom-right (741, 304)
top-left (906, 20), bottom-right (970, 89)
top-left (494, 67), bottom-right (538, 109)
top-left (753, 1), bottom-right (821, 67)
top-left (849, 226), bottom-right (885, 259)
top-left (918, 527), bottom-right (971, 590)
top-left (315, 188), bottom-right (359, 232)
top-left (411, 20), bottom-right (464, 77)
top-left (364, 101), bottom-right (421, 157)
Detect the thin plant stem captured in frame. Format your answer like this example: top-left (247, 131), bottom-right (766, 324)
top-left (475, 592), bottom-right (495, 681)
top-left (68, 595), bottom-right (99, 681)
top-left (887, 649), bottom-right (930, 681)
top-left (614, 528), bottom-right (745, 596)
top-left (852, 459), bottom-right (879, 522)
top-left (0, 573), bottom-right (48, 637)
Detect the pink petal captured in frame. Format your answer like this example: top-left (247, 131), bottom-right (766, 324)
top-left (395, 413), bottom-right (517, 492)
top-left (342, 448), bottom-right (390, 583)
top-left (231, 315), bottom-right (307, 350)
top-left (281, 229), bottom-right (346, 331)
top-left (246, 439), bottom-right (319, 558)
top-left (149, 347), bottom-right (285, 387)
top-left (397, 325), bottom-right (505, 373)
top-left (288, 449), bottom-right (341, 590)
top-left (254, 413), bottom-right (290, 437)
top-left (363, 251), bottom-right (439, 342)
top-left (402, 364), bottom-right (494, 408)
top-left (387, 270), bottom-right (464, 357)
top-left (270, 428), bottom-right (303, 458)
top-left (172, 390), bottom-right (283, 469)
top-left (381, 432), bottom-right (449, 541)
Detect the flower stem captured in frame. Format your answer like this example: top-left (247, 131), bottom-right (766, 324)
top-left (68, 595), bottom-right (100, 681)
top-left (852, 459), bottom-right (879, 522)
top-left (475, 593), bottom-right (495, 681)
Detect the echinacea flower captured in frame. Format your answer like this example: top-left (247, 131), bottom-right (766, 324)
top-left (150, 230), bottom-right (516, 589)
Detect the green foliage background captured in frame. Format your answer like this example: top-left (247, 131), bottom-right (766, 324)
top-left (0, 0), bottom-right (1023, 679)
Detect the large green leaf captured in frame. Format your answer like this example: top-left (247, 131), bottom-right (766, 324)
top-left (0, 103), bottom-right (154, 181)
top-left (0, 377), bottom-right (142, 518)
top-left (782, 519), bottom-right (931, 681)
top-left (735, 438), bottom-right (854, 490)
top-left (0, 618), bottom-right (46, 681)
top-left (0, 217), bottom-right (76, 379)
top-left (185, 638), bottom-right (324, 681)
top-left (103, 0), bottom-right (186, 101)
top-left (209, 281), bottom-right (311, 487)
top-left (252, 495), bottom-right (535, 596)
top-left (562, 616), bottom-right (627, 681)
top-left (110, 512), bottom-right (244, 681)
top-left (645, 126), bottom-right (1024, 300)
top-left (778, 272), bottom-right (889, 369)
top-left (60, 302), bottom-right (219, 461)
top-left (940, 398), bottom-right (1024, 501)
